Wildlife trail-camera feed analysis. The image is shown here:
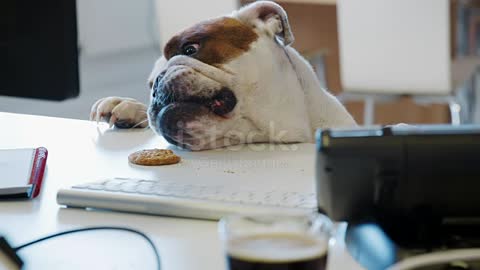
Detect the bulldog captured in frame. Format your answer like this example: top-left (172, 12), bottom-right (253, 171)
top-left (90, 1), bottom-right (356, 150)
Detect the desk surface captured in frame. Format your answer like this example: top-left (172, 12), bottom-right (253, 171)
top-left (0, 112), bottom-right (361, 269)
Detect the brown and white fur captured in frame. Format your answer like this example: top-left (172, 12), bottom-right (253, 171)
top-left (90, 1), bottom-right (356, 150)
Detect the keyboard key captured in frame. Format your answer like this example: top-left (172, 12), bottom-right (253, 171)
top-left (137, 185), bottom-right (156, 195)
top-left (86, 184), bottom-right (105, 190)
top-left (228, 191), bottom-right (252, 203)
top-left (120, 182), bottom-right (138, 193)
top-left (72, 183), bottom-right (90, 189)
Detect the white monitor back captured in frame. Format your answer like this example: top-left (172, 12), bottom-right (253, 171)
top-left (337, 0), bottom-right (451, 95)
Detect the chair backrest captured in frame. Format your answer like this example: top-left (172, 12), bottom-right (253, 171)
top-left (337, 0), bottom-right (451, 95)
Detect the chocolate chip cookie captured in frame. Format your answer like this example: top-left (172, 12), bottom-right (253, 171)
top-left (128, 149), bottom-right (181, 166)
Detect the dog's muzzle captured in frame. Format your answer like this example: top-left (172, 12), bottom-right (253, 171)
top-left (149, 74), bottom-right (237, 147)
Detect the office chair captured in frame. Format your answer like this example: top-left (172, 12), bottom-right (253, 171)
top-left (336, 0), bottom-right (479, 125)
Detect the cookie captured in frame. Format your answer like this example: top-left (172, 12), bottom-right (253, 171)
top-left (128, 149), bottom-right (181, 166)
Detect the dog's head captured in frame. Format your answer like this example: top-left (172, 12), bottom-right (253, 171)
top-left (147, 1), bottom-right (316, 150)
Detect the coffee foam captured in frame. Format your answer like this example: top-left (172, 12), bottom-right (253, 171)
top-left (227, 233), bottom-right (328, 263)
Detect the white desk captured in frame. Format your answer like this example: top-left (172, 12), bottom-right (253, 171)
top-left (0, 112), bottom-right (362, 269)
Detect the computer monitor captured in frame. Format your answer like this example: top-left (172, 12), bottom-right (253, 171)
top-left (1, 0), bottom-right (79, 100)
top-left (316, 124), bottom-right (480, 223)
top-left (316, 124), bottom-right (480, 270)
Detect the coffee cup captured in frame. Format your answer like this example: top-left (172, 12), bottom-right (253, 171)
top-left (219, 214), bottom-right (334, 270)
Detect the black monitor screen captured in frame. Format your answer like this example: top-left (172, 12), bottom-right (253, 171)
top-left (1, 0), bottom-right (79, 100)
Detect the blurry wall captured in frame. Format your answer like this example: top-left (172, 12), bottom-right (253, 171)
top-left (76, 0), bottom-right (158, 56)
top-left (155, 0), bottom-right (237, 49)
top-left (76, 0), bottom-right (237, 56)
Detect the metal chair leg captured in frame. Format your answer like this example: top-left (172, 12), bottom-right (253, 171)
top-left (448, 100), bottom-right (462, 125)
top-left (364, 96), bottom-right (375, 126)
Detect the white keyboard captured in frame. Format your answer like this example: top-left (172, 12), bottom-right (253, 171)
top-left (57, 177), bottom-right (318, 220)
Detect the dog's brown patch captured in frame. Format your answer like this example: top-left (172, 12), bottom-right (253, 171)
top-left (164, 17), bottom-right (258, 65)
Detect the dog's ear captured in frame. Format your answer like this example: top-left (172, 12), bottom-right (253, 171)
top-left (236, 1), bottom-right (294, 46)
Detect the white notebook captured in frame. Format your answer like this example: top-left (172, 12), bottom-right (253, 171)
top-left (0, 148), bottom-right (48, 198)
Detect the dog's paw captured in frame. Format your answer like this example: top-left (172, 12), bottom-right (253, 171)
top-left (90, 97), bottom-right (148, 128)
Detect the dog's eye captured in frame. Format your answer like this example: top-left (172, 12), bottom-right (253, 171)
top-left (182, 43), bottom-right (199, 56)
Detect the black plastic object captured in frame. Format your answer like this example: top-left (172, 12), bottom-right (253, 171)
top-left (1, 0), bottom-right (79, 100)
top-left (0, 237), bottom-right (23, 270)
top-left (316, 125), bottom-right (480, 245)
